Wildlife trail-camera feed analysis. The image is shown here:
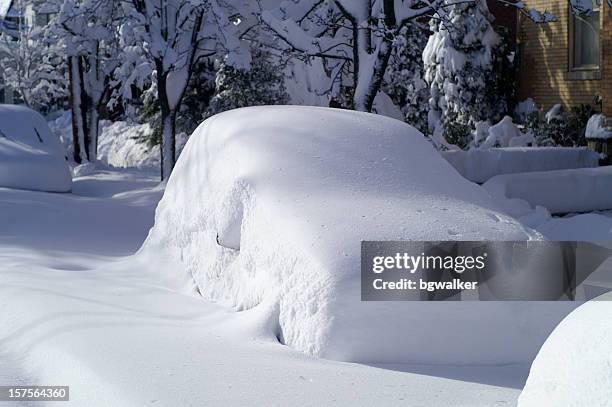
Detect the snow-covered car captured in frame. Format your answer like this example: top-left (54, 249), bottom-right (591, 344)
top-left (141, 106), bottom-right (577, 365)
top-left (0, 104), bottom-right (72, 192)
top-left (518, 292), bottom-right (612, 406)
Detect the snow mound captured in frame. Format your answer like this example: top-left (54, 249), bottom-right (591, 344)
top-left (518, 293), bottom-right (612, 407)
top-left (0, 105), bottom-right (71, 192)
top-left (485, 166), bottom-right (612, 214)
top-left (586, 114), bottom-right (612, 140)
top-left (442, 147), bottom-right (599, 183)
top-left (143, 106), bottom-right (576, 364)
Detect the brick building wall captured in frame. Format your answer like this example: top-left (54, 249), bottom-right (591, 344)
top-left (517, 1), bottom-right (610, 114)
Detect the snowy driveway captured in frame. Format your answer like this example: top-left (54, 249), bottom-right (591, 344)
top-left (0, 168), bottom-right (525, 406)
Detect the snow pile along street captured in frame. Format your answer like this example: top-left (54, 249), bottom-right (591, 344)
top-left (484, 166), bottom-right (612, 214)
top-left (442, 147), bottom-right (599, 183)
top-left (141, 105), bottom-right (578, 365)
top-left (0, 105), bottom-right (72, 192)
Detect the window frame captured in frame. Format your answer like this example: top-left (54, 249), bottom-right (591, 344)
top-left (567, 2), bottom-right (602, 80)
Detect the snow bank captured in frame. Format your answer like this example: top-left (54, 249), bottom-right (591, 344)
top-left (442, 147), bottom-right (599, 183)
top-left (0, 105), bottom-right (71, 192)
top-left (142, 106), bottom-right (576, 365)
top-left (485, 166), bottom-right (612, 214)
top-left (518, 293), bottom-right (612, 407)
top-left (586, 114), bottom-right (612, 140)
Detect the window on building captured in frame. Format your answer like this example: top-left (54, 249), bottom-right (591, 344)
top-left (570, 1), bottom-right (601, 70)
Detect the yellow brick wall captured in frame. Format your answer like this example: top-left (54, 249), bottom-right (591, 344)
top-left (517, 1), bottom-right (608, 114)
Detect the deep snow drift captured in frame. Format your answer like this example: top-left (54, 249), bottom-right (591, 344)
top-left (518, 292), bottom-right (612, 407)
top-left (0, 105), bottom-right (72, 192)
top-left (141, 106), bottom-right (577, 364)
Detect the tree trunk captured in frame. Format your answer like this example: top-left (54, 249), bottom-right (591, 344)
top-left (156, 67), bottom-right (176, 180)
top-left (160, 108), bottom-right (177, 181)
top-left (353, 39), bottom-right (393, 113)
top-left (87, 104), bottom-right (99, 162)
top-left (68, 56), bottom-right (89, 163)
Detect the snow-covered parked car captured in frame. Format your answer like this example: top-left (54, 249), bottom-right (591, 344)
top-left (518, 292), bottom-right (612, 407)
top-left (0, 105), bottom-right (72, 192)
top-left (141, 106), bottom-right (578, 365)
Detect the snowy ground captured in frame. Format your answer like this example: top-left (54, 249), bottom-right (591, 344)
top-left (0, 167), bottom-right (526, 406)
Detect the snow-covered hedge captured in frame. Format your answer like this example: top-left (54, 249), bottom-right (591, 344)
top-left (97, 120), bottom-right (160, 169)
top-left (518, 293), bottom-right (612, 407)
top-left (0, 105), bottom-right (71, 192)
top-left (49, 111), bottom-right (165, 170)
top-left (442, 147), bottom-right (599, 183)
top-left (142, 106), bottom-right (576, 364)
top-left (484, 166), bottom-right (612, 214)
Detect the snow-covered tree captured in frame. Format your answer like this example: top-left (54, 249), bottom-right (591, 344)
top-left (0, 3), bottom-right (66, 112)
top-left (117, 0), bottom-right (250, 179)
top-left (383, 24), bottom-right (429, 134)
top-left (59, 0), bottom-right (123, 163)
top-left (423, 0), bottom-right (513, 148)
top-left (261, 0), bottom-right (549, 114)
top-left (206, 46), bottom-right (289, 118)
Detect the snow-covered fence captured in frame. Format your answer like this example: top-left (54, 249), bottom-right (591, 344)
top-left (442, 147), bottom-right (600, 184)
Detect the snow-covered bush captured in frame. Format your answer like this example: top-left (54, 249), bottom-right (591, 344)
top-left (49, 110), bottom-right (165, 169)
top-left (141, 105), bottom-right (580, 365)
top-left (383, 25), bottom-right (429, 133)
top-left (525, 104), bottom-right (595, 147)
top-left (476, 116), bottom-right (534, 148)
top-left (514, 98), bottom-right (539, 124)
top-left (424, 0), bottom-right (512, 148)
top-left (206, 47), bottom-right (289, 118)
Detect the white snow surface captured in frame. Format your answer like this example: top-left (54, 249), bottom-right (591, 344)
top-left (442, 147), bottom-right (599, 183)
top-left (518, 293), bottom-right (612, 407)
top-left (0, 105), bottom-right (72, 192)
top-left (0, 167), bottom-right (528, 406)
top-left (142, 106), bottom-right (577, 365)
top-left (485, 166), bottom-right (612, 214)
